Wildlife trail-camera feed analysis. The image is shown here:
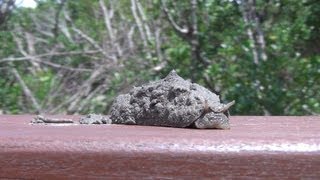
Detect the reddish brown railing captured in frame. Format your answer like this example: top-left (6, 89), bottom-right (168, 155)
top-left (0, 115), bottom-right (319, 179)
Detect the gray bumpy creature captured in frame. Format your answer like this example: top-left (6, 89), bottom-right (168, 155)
top-left (110, 70), bottom-right (234, 129)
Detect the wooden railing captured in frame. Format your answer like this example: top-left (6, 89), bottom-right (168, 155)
top-left (0, 115), bottom-right (319, 179)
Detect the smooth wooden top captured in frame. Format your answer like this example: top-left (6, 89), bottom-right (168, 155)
top-left (0, 115), bottom-right (320, 179)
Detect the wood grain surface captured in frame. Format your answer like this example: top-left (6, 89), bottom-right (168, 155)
top-left (0, 115), bottom-right (319, 179)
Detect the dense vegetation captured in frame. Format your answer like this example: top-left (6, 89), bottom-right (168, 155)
top-left (0, 0), bottom-right (319, 115)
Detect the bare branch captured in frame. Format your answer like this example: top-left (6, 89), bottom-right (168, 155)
top-left (76, 84), bottom-right (106, 112)
top-left (72, 27), bottom-right (112, 61)
top-left (12, 30), bottom-right (42, 73)
top-left (189, 0), bottom-right (200, 61)
top-left (99, 0), bottom-right (122, 59)
top-left (127, 26), bottom-right (135, 51)
top-left (25, 32), bottom-right (42, 71)
top-left (161, 0), bottom-right (188, 35)
top-left (99, 0), bottom-right (115, 38)
top-left (11, 65), bottom-right (42, 113)
top-left (31, 15), bottom-right (54, 37)
top-left (12, 30), bottom-right (28, 56)
top-left (52, 0), bottom-right (67, 37)
top-left (155, 28), bottom-right (163, 62)
top-left (136, 0), bottom-right (153, 42)
top-left (130, 0), bottom-right (148, 47)
top-left (50, 64), bottom-right (111, 114)
top-left (241, 0), bottom-right (267, 64)
top-left (41, 75), bottom-right (61, 110)
top-left (37, 59), bottom-right (92, 72)
top-left (242, 11), bottom-right (259, 64)
top-left (152, 27), bottom-right (166, 72)
top-left (0, 49), bottom-right (98, 72)
top-left (66, 64), bottom-right (109, 113)
top-left (0, 50), bottom-right (101, 63)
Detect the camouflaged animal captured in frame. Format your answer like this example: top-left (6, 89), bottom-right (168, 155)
top-left (110, 70), bottom-right (234, 129)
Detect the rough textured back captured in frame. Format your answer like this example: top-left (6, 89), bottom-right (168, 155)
top-left (110, 70), bottom-right (232, 129)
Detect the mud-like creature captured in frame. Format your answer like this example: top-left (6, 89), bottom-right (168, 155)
top-left (110, 70), bottom-right (234, 129)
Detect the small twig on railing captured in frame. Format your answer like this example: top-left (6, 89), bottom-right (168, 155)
top-left (31, 115), bottom-right (74, 124)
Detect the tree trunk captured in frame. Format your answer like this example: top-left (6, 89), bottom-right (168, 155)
top-left (241, 0), bottom-right (267, 64)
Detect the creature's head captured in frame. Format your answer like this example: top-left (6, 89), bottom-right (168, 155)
top-left (192, 100), bottom-right (235, 129)
top-left (193, 112), bottom-right (230, 129)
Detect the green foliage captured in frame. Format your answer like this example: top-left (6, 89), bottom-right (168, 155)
top-left (0, 76), bottom-right (22, 114)
top-left (24, 70), bottom-right (55, 101)
top-left (158, 0), bottom-right (320, 115)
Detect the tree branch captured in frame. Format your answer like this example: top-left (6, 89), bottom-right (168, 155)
top-left (130, 0), bottom-right (148, 48)
top-left (11, 65), bottom-right (42, 113)
top-left (72, 27), bottom-right (112, 61)
top-left (52, 0), bottom-right (67, 37)
top-left (0, 50), bottom-right (100, 63)
top-left (161, 0), bottom-right (188, 35)
top-left (13, 30), bottom-right (41, 73)
top-left (241, 0), bottom-right (267, 64)
top-left (99, 0), bottom-right (122, 59)
top-left (136, 0), bottom-right (153, 42)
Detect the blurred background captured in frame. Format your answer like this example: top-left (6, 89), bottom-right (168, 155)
top-left (0, 0), bottom-right (319, 115)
